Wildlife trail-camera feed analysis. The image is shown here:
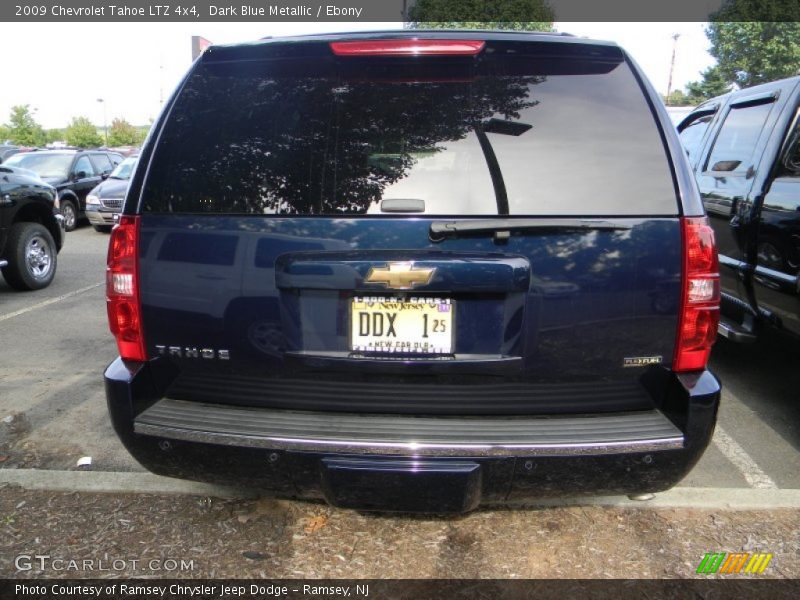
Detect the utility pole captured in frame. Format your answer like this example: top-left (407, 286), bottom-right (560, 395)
top-left (666, 33), bottom-right (681, 103)
top-left (97, 98), bottom-right (107, 146)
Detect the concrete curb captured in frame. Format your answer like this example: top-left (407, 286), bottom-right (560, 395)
top-left (507, 487), bottom-right (800, 510)
top-left (2, 468), bottom-right (799, 510)
top-left (0, 468), bottom-right (254, 499)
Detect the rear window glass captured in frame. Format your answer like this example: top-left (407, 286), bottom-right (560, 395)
top-left (143, 43), bottom-right (677, 216)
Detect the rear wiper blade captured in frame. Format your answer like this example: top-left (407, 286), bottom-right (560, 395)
top-left (430, 218), bottom-right (632, 243)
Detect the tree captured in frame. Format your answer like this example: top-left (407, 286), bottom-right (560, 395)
top-left (706, 21), bottom-right (800, 88)
top-left (107, 118), bottom-right (140, 146)
top-left (5, 105), bottom-right (46, 146)
top-left (665, 89), bottom-right (691, 106)
top-left (45, 128), bottom-right (65, 144)
top-left (711, 0), bottom-right (799, 22)
top-left (680, 0), bottom-right (800, 105)
top-left (685, 65), bottom-right (733, 104)
top-left (408, 0), bottom-right (554, 31)
top-left (65, 116), bottom-right (103, 148)
top-left (0, 124), bottom-right (11, 144)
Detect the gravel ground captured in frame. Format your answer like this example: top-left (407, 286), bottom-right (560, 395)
top-left (1, 486), bottom-right (798, 580)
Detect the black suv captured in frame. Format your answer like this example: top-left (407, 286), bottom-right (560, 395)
top-left (4, 149), bottom-right (123, 231)
top-left (0, 164), bottom-right (64, 290)
top-left (104, 32), bottom-right (722, 512)
top-left (678, 76), bottom-right (800, 343)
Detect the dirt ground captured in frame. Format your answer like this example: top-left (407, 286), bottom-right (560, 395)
top-left (1, 484), bottom-right (798, 580)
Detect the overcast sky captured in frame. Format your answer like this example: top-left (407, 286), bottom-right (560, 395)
top-left (0, 22), bottom-right (714, 129)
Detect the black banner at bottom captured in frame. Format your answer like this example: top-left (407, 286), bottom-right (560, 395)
top-left (2, 579), bottom-right (799, 600)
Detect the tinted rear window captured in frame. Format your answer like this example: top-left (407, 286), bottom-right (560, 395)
top-left (142, 41), bottom-right (677, 216)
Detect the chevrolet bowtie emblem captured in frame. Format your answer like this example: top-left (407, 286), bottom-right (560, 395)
top-left (364, 262), bottom-right (436, 290)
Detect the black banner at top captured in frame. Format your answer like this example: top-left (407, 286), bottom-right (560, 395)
top-left (2, 0), bottom-right (800, 23)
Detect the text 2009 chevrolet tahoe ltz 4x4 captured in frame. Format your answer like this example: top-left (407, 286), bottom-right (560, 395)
top-left (104, 32), bottom-right (721, 512)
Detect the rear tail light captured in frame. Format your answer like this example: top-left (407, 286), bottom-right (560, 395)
top-left (106, 215), bottom-right (146, 361)
top-left (329, 39), bottom-right (485, 56)
top-left (673, 216), bottom-right (720, 372)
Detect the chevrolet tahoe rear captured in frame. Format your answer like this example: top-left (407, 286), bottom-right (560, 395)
top-left (104, 31), bottom-right (721, 512)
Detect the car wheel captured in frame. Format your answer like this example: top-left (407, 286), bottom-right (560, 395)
top-left (60, 198), bottom-right (78, 231)
top-left (1, 222), bottom-right (57, 290)
top-left (93, 225), bottom-right (112, 233)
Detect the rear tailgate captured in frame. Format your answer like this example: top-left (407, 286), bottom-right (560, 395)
top-left (133, 35), bottom-right (682, 415)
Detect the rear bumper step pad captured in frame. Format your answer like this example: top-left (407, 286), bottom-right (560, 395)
top-left (134, 399), bottom-right (684, 457)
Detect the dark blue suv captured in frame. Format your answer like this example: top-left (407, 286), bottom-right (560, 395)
top-left (104, 31), bottom-right (721, 512)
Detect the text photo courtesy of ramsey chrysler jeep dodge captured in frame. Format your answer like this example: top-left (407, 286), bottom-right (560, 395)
top-left (103, 32), bottom-right (721, 513)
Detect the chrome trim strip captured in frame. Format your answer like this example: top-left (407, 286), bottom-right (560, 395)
top-left (0, 259), bottom-right (7, 268)
top-left (754, 264), bottom-right (798, 286)
top-left (135, 423), bottom-right (684, 456)
top-left (718, 254), bottom-right (746, 270)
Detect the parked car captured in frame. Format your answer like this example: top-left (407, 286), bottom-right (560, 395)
top-left (104, 31), bottom-right (721, 513)
top-left (0, 164), bottom-right (64, 290)
top-left (3, 149), bottom-right (124, 231)
top-left (0, 144), bottom-right (20, 163)
top-left (86, 154), bottom-right (138, 232)
top-left (677, 76), bottom-right (800, 343)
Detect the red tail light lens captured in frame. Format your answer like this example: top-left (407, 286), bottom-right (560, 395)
top-left (106, 215), bottom-right (146, 361)
top-left (673, 217), bottom-right (720, 372)
top-left (330, 39), bottom-right (485, 57)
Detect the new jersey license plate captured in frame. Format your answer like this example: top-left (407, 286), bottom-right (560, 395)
top-left (350, 296), bottom-right (454, 354)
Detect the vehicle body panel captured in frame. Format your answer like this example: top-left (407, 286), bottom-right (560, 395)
top-left (679, 76), bottom-right (800, 340)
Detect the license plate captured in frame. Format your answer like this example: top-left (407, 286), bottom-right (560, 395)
top-left (350, 296), bottom-right (454, 354)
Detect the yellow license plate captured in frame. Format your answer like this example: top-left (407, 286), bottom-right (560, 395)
top-left (350, 296), bottom-right (454, 354)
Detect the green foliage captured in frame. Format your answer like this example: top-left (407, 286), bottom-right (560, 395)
top-left (5, 105), bottom-right (46, 146)
top-left (0, 124), bottom-right (11, 144)
top-left (408, 0), bottom-right (554, 30)
top-left (45, 129), bottom-right (65, 144)
top-left (665, 89), bottom-right (692, 106)
top-left (681, 2), bottom-right (800, 105)
top-left (65, 116), bottom-right (103, 148)
top-left (135, 125), bottom-right (150, 145)
top-left (706, 22), bottom-right (800, 88)
top-left (685, 65), bottom-right (733, 104)
top-left (107, 118), bottom-right (140, 146)
top-left (711, 0), bottom-right (800, 21)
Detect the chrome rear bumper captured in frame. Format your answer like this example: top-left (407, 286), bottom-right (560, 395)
top-left (134, 398), bottom-right (684, 458)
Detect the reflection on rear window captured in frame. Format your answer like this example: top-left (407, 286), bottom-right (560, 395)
top-left (143, 44), bottom-right (677, 216)
top-left (157, 232), bottom-right (238, 265)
